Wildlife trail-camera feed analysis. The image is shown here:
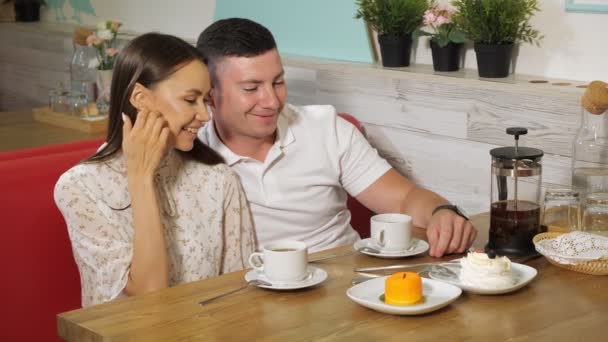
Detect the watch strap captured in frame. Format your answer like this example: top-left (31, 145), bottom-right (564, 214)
top-left (432, 204), bottom-right (469, 220)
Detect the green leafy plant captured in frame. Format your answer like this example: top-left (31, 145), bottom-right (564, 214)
top-left (418, 2), bottom-right (466, 47)
top-left (355, 0), bottom-right (429, 37)
top-left (452, 0), bottom-right (542, 45)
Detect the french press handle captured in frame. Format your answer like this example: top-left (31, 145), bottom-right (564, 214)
top-left (506, 127), bottom-right (528, 138)
top-left (497, 127), bottom-right (529, 201)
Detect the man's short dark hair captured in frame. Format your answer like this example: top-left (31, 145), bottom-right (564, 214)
top-left (196, 18), bottom-right (277, 71)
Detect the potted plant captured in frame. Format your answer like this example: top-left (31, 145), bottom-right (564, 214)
top-left (355, 0), bottom-right (429, 67)
top-left (453, 0), bottom-right (542, 78)
top-left (419, 2), bottom-right (466, 72)
top-left (14, 0), bottom-right (45, 22)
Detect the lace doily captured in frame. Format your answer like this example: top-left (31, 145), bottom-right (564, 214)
top-left (534, 231), bottom-right (608, 265)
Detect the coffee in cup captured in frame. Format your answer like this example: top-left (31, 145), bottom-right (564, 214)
top-left (248, 240), bottom-right (309, 282)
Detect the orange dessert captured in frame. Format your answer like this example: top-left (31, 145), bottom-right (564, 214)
top-left (384, 272), bottom-right (422, 305)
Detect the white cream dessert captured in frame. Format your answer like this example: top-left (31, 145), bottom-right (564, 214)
top-left (459, 252), bottom-right (516, 289)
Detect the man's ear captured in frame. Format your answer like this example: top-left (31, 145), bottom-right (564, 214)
top-left (206, 87), bottom-right (218, 110)
top-left (129, 83), bottom-right (151, 110)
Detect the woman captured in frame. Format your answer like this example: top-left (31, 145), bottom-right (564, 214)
top-left (55, 33), bottom-right (256, 307)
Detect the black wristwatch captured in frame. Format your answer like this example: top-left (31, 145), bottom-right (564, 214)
top-left (432, 204), bottom-right (469, 220)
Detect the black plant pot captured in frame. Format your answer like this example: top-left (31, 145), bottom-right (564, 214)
top-left (474, 43), bottom-right (514, 78)
top-left (378, 34), bottom-right (413, 67)
top-left (430, 41), bottom-right (462, 72)
top-left (15, 2), bottom-right (42, 22)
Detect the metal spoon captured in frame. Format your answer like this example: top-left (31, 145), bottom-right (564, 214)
top-left (351, 265), bottom-right (459, 285)
top-left (353, 259), bottom-right (460, 272)
top-left (356, 246), bottom-right (382, 254)
top-left (357, 241), bottom-right (419, 254)
top-left (309, 250), bottom-right (356, 263)
top-left (198, 279), bottom-right (271, 306)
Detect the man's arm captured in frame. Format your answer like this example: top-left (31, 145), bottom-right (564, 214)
top-left (354, 168), bottom-right (476, 257)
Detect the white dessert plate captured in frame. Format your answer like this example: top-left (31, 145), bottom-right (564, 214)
top-left (354, 238), bottom-right (429, 259)
top-left (346, 276), bottom-right (462, 315)
top-left (428, 262), bottom-right (538, 295)
top-left (244, 266), bottom-right (327, 290)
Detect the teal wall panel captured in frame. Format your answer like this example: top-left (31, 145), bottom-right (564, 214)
top-left (214, 0), bottom-right (373, 63)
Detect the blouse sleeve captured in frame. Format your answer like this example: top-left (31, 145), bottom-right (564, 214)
top-left (54, 170), bottom-right (132, 307)
top-left (221, 171), bottom-right (256, 273)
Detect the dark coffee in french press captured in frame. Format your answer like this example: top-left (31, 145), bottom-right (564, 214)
top-left (487, 128), bottom-right (545, 257)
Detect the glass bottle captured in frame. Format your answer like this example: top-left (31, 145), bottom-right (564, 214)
top-left (70, 43), bottom-right (97, 103)
top-left (572, 80), bottom-right (608, 234)
top-left (571, 107), bottom-right (608, 194)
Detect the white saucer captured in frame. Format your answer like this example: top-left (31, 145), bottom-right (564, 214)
top-left (428, 262), bottom-right (538, 295)
top-left (244, 266), bottom-right (328, 290)
top-left (354, 238), bottom-right (429, 259)
top-left (346, 276), bottom-right (462, 315)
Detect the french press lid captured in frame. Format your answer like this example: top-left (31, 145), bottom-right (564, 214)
top-left (490, 127), bottom-right (543, 161)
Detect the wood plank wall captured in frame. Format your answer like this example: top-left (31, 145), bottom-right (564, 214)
top-left (0, 23), bottom-right (588, 214)
top-left (282, 57), bottom-right (587, 214)
top-left (0, 23), bottom-right (73, 110)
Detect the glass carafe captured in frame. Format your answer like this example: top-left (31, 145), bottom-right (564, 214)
top-left (572, 81), bottom-right (608, 235)
top-left (70, 43), bottom-right (97, 103)
top-left (572, 107), bottom-right (608, 195)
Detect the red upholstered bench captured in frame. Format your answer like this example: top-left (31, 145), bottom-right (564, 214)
top-left (0, 139), bottom-right (102, 341)
top-left (0, 115), bottom-right (371, 340)
top-left (338, 113), bottom-right (374, 239)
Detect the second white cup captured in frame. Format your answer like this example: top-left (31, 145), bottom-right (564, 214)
top-left (371, 213), bottom-right (412, 251)
top-left (248, 240), bottom-right (309, 282)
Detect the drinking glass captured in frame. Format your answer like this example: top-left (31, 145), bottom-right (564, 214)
top-left (51, 91), bottom-right (69, 114)
top-left (69, 93), bottom-right (90, 117)
top-left (581, 192), bottom-right (608, 236)
top-left (542, 187), bottom-right (581, 232)
top-left (48, 88), bottom-right (58, 108)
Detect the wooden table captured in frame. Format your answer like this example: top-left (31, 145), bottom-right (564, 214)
top-left (0, 109), bottom-right (105, 153)
top-left (57, 215), bottom-right (608, 341)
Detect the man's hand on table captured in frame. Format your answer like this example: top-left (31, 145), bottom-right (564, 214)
top-left (426, 210), bottom-right (477, 257)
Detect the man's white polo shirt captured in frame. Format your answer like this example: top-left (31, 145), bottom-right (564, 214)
top-left (198, 104), bottom-right (392, 252)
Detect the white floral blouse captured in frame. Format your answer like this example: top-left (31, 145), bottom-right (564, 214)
top-left (54, 150), bottom-right (256, 307)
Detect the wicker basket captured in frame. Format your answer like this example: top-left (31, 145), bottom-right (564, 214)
top-left (533, 232), bottom-right (608, 275)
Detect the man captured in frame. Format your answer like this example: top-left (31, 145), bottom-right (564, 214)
top-left (197, 18), bottom-right (476, 256)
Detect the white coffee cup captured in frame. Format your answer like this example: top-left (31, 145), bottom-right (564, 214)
top-left (371, 213), bottom-right (412, 252)
top-left (248, 240), bottom-right (309, 282)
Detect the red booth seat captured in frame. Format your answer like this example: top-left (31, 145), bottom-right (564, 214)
top-left (0, 139), bottom-right (102, 342)
top-left (0, 114), bottom-right (370, 340)
top-left (338, 113), bottom-right (374, 239)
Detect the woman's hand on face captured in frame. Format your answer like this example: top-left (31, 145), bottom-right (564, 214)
top-left (122, 109), bottom-right (170, 180)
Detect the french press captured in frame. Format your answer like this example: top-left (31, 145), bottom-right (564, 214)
top-left (487, 127), bottom-right (545, 257)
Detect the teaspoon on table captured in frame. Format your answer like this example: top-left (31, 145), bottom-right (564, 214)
top-left (351, 265), bottom-right (458, 285)
top-left (199, 279), bottom-right (272, 306)
top-left (357, 241), bottom-right (419, 254)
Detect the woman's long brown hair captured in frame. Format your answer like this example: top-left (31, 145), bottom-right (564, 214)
top-left (85, 33), bottom-right (223, 165)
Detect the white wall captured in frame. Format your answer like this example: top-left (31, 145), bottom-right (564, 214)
top-left (41, 0), bottom-right (215, 41)
top-left (40, 0), bottom-right (607, 81)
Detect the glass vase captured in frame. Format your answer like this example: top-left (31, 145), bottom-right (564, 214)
top-left (95, 69), bottom-right (113, 116)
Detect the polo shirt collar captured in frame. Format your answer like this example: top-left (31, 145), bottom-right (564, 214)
top-left (205, 110), bottom-right (295, 166)
top-left (205, 120), bottom-right (242, 166)
top-left (276, 109), bottom-right (295, 149)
